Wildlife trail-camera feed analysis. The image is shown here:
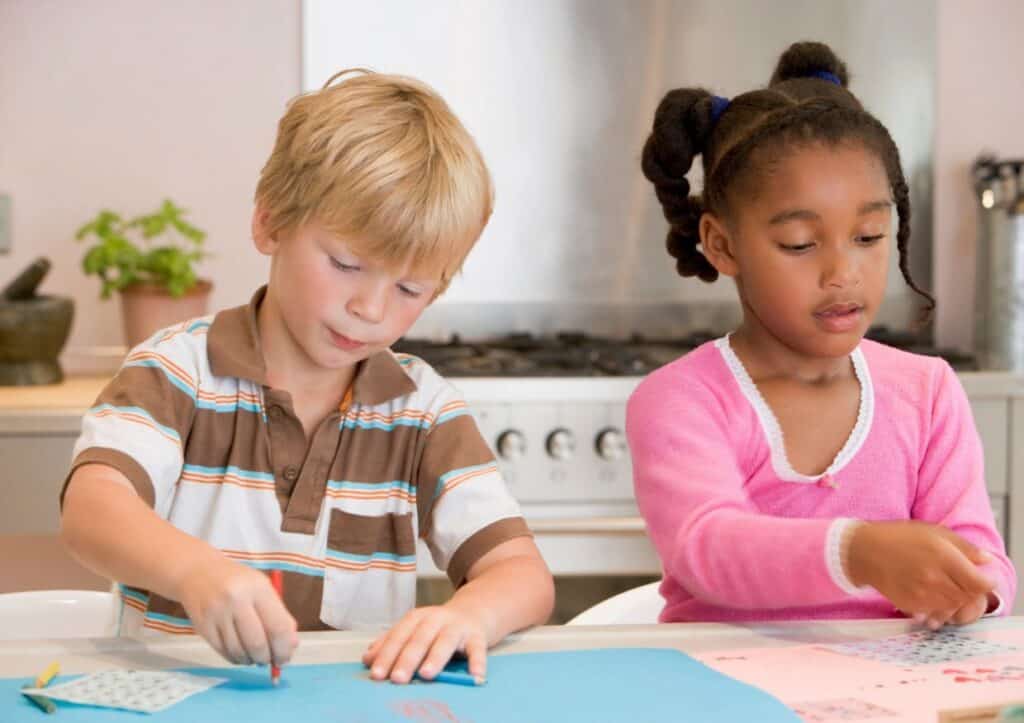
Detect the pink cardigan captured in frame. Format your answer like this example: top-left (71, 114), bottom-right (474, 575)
top-left (627, 337), bottom-right (1016, 622)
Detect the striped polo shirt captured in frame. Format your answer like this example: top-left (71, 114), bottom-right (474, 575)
top-left (65, 287), bottom-right (530, 636)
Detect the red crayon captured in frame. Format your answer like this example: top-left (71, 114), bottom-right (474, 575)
top-left (270, 569), bottom-right (283, 686)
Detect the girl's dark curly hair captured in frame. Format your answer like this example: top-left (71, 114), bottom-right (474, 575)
top-left (641, 41), bottom-right (934, 317)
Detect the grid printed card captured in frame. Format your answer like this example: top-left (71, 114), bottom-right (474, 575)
top-left (21, 670), bottom-right (227, 714)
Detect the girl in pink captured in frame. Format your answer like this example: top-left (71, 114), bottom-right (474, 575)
top-left (629, 41), bottom-right (1016, 627)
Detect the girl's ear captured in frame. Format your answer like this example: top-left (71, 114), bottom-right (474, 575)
top-left (251, 205), bottom-right (279, 256)
top-left (699, 213), bottom-right (740, 278)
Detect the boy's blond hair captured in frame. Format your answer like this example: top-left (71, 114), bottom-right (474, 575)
top-left (255, 69), bottom-right (493, 293)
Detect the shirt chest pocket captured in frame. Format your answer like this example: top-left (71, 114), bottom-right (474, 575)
top-left (320, 508), bottom-right (418, 630)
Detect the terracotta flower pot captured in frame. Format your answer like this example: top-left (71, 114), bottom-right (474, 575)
top-left (119, 280), bottom-right (213, 348)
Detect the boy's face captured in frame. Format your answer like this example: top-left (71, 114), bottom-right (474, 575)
top-left (253, 211), bottom-right (441, 371)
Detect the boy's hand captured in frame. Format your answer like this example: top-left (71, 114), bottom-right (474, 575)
top-left (846, 521), bottom-right (995, 622)
top-left (361, 603), bottom-right (491, 684)
top-left (176, 555), bottom-right (299, 667)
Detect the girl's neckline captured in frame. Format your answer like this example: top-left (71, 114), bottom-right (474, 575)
top-left (714, 334), bottom-right (875, 483)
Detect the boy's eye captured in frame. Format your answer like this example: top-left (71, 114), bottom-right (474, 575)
top-left (397, 284), bottom-right (423, 299)
top-left (856, 234), bottom-right (885, 245)
top-left (329, 256), bottom-right (359, 272)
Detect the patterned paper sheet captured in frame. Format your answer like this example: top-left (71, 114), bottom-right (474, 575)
top-left (21, 670), bottom-right (227, 714)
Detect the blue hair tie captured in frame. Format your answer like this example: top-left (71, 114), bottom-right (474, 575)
top-left (809, 70), bottom-right (842, 86)
top-left (710, 95), bottom-right (731, 124)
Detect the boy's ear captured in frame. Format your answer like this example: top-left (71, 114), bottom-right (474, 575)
top-left (251, 205), bottom-right (279, 256)
top-left (699, 213), bottom-right (740, 279)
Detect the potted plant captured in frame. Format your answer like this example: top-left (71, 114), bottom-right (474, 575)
top-left (75, 199), bottom-right (212, 347)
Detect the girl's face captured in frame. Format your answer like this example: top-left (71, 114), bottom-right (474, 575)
top-left (705, 143), bottom-right (892, 360)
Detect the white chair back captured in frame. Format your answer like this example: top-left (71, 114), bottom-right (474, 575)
top-left (0, 590), bottom-right (118, 640)
top-left (567, 581), bottom-right (663, 625)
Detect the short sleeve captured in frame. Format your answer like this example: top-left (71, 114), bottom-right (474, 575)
top-left (415, 388), bottom-right (530, 586)
top-left (63, 332), bottom-right (200, 518)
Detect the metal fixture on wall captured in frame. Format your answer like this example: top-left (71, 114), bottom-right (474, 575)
top-left (304, 0), bottom-right (937, 337)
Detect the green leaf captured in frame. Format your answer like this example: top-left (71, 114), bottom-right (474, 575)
top-left (74, 200), bottom-right (206, 298)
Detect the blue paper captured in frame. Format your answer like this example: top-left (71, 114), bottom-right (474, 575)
top-left (3, 648), bottom-right (800, 721)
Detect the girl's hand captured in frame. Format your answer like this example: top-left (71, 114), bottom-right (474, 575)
top-left (912, 592), bottom-right (988, 630)
top-left (846, 521), bottom-right (995, 619)
top-left (361, 603), bottom-right (491, 685)
top-left (176, 554), bottom-right (299, 667)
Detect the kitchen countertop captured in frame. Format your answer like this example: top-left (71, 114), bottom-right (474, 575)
top-left (2, 368), bottom-right (1024, 413)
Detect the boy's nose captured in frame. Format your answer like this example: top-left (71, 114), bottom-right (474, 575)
top-left (347, 283), bottom-right (388, 324)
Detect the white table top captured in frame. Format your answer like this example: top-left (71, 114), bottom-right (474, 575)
top-left (0, 618), bottom-right (986, 677)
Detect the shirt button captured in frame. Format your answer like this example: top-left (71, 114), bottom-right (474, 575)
top-left (283, 466), bottom-right (299, 482)
top-left (268, 406), bottom-right (283, 420)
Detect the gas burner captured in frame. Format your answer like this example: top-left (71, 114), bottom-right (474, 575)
top-left (393, 332), bottom-right (703, 377)
top-left (392, 327), bottom-right (978, 377)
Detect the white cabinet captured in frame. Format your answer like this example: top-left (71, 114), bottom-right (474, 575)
top-left (0, 434), bottom-right (77, 534)
top-left (1, 372), bottom-right (1021, 613)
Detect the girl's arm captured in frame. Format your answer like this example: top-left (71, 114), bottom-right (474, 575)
top-left (910, 360), bottom-right (1017, 613)
top-left (627, 368), bottom-right (858, 610)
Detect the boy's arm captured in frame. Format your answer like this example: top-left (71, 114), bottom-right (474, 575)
top-left (361, 536), bottom-right (552, 684)
top-left (62, 463), bottom-right (210, 595)
top-left (363, 380), bottom-right (551, 683)
top-left (62, 465), bottom-right (298, 665)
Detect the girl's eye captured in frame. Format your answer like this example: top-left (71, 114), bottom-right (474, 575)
top-left (779, 242), bottom-right (815, 253)
top-left (329, 256), bottom-right (359, 272)
top-left (856, 234), bottom-right (885, 246)
top-left (397, 284), bottom-right (423, 299)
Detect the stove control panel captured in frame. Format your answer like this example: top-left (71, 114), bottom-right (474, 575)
top-left (471, 401), bottom-right (633, 502)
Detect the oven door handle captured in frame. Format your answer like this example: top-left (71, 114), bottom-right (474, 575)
top-left (527, 516), bottom-right (648, 535)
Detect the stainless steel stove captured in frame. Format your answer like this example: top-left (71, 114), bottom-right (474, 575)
top-left (396, 328), bottom-right (977, 585)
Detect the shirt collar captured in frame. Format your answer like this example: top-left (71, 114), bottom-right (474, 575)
top-left (207, 285), bottom-right (417, 405)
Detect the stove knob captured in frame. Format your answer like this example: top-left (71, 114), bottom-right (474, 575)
top-left (595, 428), bottom-right (626, 461)
top-left (546, 428), bottom-right (575, 461)
top-left (496, 430), bottom-right (527, 460)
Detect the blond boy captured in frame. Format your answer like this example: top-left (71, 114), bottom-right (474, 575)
top-left (61, 70), bottom-right (554, 684)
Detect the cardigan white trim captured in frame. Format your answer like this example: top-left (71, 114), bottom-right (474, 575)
top-left (715, 335), bottom-right (875, 484)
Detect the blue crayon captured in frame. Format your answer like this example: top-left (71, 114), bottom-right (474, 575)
top-left (416, 669), bottom-right (486, 687)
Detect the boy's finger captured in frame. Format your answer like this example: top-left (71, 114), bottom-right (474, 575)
top-left (391, 618), bottom-right (445, 684)
top-left (361, 637), bottom-right (385, 668)
top-left (255, 593), bottom-right (298, 666)
top-left (417, 627), bottom-right (463, 679)
top-left (219, 616), bottom-right (250, 665)
top-left (370, 614), bottom-right (422, 681)
top-left (196, 620), bottom-right (230, 664)
top-left (463, 632), bottom-right (488, 681)
top-left (235, 604), bottom-right (271, 665)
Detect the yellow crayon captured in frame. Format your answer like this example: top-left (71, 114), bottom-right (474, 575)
top-left (34, 661), bottom-right (59, 689)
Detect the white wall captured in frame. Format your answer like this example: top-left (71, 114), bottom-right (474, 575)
top-left (934, 0), bottom-right (1024, 351)
top-left (304, 0), bottom-right (934, 325)
top-left (0, 0), bottom-right (300, 358)
top-left (2, 0), bottom-right (1020, 356)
